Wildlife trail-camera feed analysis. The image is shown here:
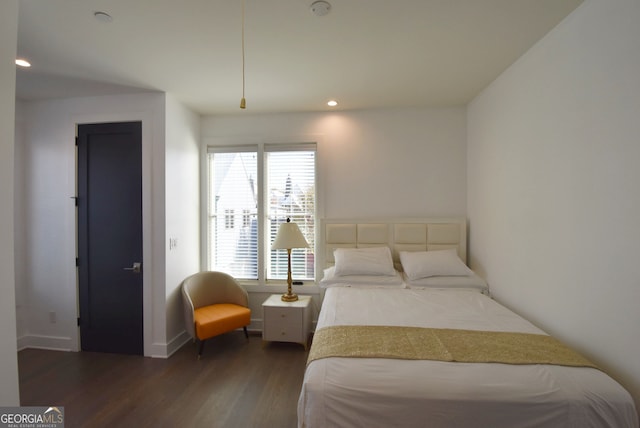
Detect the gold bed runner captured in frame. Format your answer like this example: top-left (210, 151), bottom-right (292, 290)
top-left (308, 325), bottom-right (598, 369)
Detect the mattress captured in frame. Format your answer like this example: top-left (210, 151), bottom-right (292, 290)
top-left (297, 287), bottom-right (637, 428)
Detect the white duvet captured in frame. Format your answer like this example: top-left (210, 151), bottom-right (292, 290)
top-left (297, 287), bottom-right (637, 428)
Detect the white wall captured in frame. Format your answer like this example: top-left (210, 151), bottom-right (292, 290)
top-left (202, 107), bottom-right (467, 219)
top-left (164, 94), bottom-right (201, 355)
top-left (1, 0), bottom-right (20, 406)
top-left (17, 93), bottom-right (168, 357)
top-left (14, 100), bottom-right (28, 342)
top-left (467, 0), bottom-right (640, 413)
top-left (202, 107), bottom-right (467, 329)
top-left (17, 92), bottom-right (203, 358)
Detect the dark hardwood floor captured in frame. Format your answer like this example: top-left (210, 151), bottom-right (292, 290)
top-left (18, 333), bottom-right (308, 428)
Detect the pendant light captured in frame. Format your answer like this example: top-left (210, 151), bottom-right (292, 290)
top-left (240, 0), bottom-right (246, 109)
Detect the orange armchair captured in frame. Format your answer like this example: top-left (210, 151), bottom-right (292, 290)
top-left (182, 271), bottom-right (251, 358)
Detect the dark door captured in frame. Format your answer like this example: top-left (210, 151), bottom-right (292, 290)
top-left (77, 122), bottom-right (143, 355)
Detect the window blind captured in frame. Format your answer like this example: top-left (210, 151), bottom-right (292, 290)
top-left (207, 144), bottom-right (316, 282)
top-left (266, 149), bottom-right (316, 281)
top-left (208, 151), bottom-right (258, 279)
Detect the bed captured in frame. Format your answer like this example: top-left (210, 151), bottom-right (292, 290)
top-left (297, 219), bottom-right (638, 428)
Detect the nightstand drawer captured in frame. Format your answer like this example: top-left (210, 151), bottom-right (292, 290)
top-left (263, 307), bottom-right (303, 341)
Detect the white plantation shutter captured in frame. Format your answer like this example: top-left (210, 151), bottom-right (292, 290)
top-left (207, 144), bottom-right (316, 282)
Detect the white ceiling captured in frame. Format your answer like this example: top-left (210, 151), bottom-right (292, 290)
top-left (16, 0), bottom-right (583, 115)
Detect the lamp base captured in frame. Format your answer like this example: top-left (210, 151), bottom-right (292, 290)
top-left (281, 292), bottom-right (299, 302)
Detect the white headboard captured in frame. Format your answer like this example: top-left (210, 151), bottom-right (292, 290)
top-left (320, 218), bottom-right (467, 271)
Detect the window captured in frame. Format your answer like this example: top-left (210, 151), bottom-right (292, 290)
top-left (225, 209), bottom-right (235, 229)
top-left (242, 209), bottom-right (251, 228)
top-left (207, 144), bottom-right (316, 283)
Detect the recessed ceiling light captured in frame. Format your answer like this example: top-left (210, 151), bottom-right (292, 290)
top-left (327, 100), bottom-right (338, 107)
top-left (94, 11), bottom-right (113, 23)
top-left (15, 59), bottom-right (31, 68)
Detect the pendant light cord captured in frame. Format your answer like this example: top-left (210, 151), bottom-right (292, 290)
top-left (240, 0), bottom-right (246, 109)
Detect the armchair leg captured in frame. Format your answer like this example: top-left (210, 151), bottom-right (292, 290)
top-left (243, 326), bottom-right (249, 339)
top-left (197, 340), bottom-right (205, 359)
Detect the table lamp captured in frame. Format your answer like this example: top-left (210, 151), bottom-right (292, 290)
top-left (271, 218), bottom-right (309, 302)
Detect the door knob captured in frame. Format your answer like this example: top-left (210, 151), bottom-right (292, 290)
top-left (123, 262), bottom-right (142, 274)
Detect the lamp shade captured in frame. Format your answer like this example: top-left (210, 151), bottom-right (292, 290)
top-left (272, 221), bottom-right (309, 250)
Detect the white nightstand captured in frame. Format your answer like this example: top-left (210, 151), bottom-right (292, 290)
top-left (262, 294), bottom-right (312, 350)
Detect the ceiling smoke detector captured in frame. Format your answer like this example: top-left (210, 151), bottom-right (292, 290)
top-left (94, 11), bottom-right (113, 23)
top-left (310, 1), bottom-right (331, 17)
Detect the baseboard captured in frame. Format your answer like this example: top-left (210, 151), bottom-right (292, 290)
top-left (166, 331), bottom-right (191, 357)
top-left (16, 325), bottom-right (315, 356)
top-left (18, 334), bottom-right (74, 352)
top-left (151, 324), bottom-right (273, 358)
top-left (148, 331), bottom-right (192, 359)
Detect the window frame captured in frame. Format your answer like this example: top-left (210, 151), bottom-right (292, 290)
top-left (203, 141), bottom-right (318, 286)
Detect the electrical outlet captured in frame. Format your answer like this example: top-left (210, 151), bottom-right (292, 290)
top-left (49, 311), bottom-right (57, 324)
top-left (169, 238), bottom-right (178, 250)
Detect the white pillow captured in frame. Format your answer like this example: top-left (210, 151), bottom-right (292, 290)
top-left (400, 249), bottom-right (473, 280)
top-left (404, 272), bottom-right (487, 292)
top-left (319, 267), bottom-right (405, 288)
top-left (333, 246), bottom-right (396, 277)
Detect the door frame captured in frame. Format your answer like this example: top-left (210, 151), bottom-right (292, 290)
top-left (73, 112), bottom-right (154, 357)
